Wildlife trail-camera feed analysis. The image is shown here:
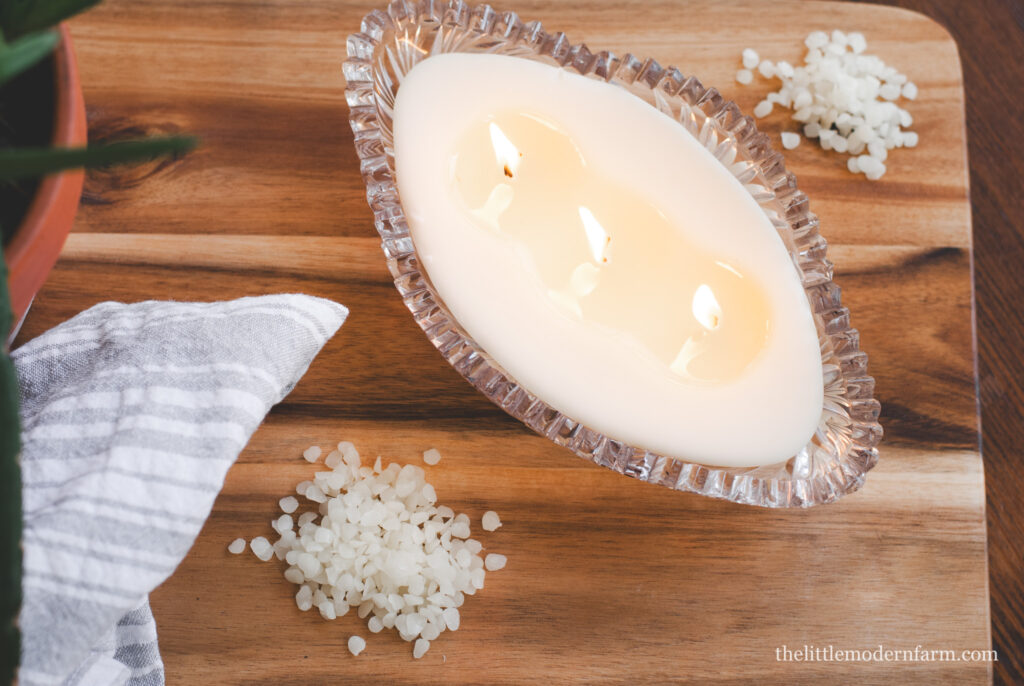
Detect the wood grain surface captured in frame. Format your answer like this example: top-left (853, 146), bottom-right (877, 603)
top-left (872, 2), bottom-right (1024, 684)
top-left (13, 0), bottom-right (994, 683)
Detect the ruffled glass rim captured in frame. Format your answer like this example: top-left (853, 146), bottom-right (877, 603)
top-left (343, 0), bottom-right (882, 507)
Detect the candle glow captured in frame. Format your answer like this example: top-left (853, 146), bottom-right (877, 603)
top-left (453, 110), bottom-right (771, 385)
top-left (393, 53), bottom-right (824, 467)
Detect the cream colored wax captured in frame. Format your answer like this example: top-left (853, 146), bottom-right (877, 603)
top-left (393, 53), bottom-right (823, 468)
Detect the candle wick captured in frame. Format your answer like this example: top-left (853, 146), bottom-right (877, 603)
top-left (503, 164), bottom-right (514, 179)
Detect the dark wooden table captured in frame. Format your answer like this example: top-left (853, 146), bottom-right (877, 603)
top-left (858, 1), bottom-right (1024, 683)
top-left (11, 0), bottom-right (1021, 682)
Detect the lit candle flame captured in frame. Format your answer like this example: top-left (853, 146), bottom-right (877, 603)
top-left (578, 206), bottom-right (611, 264)
top-left (489, 122), bottom-right (522, 178)
top-left (692, 284), bottom-right (722, 330)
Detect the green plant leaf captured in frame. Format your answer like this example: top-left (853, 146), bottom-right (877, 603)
top-left (0, 137), bottom-right (199, 181)
top-left (0, 241), bottom-right (23, 686)
top-left (0, 0), bottom-right (102, 41)
top-left (0, 30), bottom-right (58, 88)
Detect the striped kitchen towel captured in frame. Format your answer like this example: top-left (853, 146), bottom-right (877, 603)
top-left (12, 294), bottom-right (348, 686)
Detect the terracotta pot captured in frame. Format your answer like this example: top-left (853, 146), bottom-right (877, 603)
top-left (5, 25), bottom-right (88, 331)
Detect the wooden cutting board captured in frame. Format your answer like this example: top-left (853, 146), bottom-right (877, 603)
top-left (17, 0), bottom-right (988, 682)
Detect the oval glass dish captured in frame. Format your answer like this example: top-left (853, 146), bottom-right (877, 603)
top-left (343, 0), bottom-right (882, 508)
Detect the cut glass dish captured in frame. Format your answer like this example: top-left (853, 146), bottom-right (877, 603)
top-left (344, 0), bottom-right (882, 507)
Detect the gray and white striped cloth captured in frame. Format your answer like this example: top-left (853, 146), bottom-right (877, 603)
top-left (12, 294), bottom-right (348, 686)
